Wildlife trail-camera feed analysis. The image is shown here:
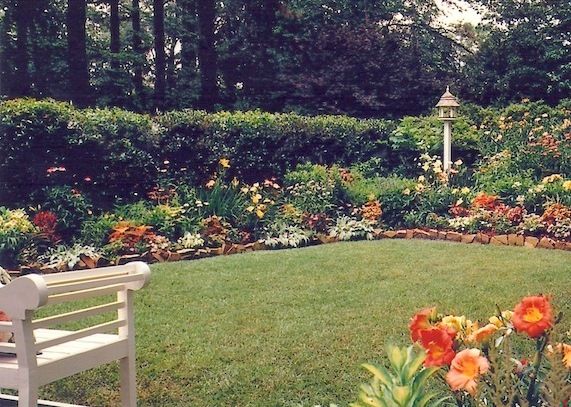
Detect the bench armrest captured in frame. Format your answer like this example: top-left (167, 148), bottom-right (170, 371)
top-left (0, 274), bottom-right (48, 319)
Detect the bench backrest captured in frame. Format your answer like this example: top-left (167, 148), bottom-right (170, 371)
top-left (0, 262), bottom-right (150, 367)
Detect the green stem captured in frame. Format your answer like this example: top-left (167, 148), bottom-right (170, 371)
top-left (526, 333), bottom-right (548, 405)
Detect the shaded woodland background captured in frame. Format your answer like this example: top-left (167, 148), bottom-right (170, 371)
top-left (0, 0), bottom-right (569, 118)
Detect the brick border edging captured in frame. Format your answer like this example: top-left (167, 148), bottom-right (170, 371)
top-left (9, 229), bottom-right (570, 277)
top-left (373, 228), bottom-right (571, 251)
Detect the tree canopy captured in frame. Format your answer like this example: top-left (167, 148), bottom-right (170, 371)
top-left (0, 0), bottom-right (568, 117)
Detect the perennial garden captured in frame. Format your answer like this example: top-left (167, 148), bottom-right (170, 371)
top-left (0, 97), bottom-right (570, 405)
top-left (0, 98), bottom-right (570, 271)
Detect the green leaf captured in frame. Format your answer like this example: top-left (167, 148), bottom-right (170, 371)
top-left (386, 345), bottom-right (407, 373)
top-left (362, 363), bottom-right (392, 387)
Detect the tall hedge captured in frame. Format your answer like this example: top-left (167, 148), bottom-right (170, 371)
top-left (0, 98), bottom-right (487, 207)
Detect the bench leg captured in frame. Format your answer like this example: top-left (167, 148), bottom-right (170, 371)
top-left (119, 356), bottom-right (136, 407)
top-left (18, 380), bottom-right (39, 407)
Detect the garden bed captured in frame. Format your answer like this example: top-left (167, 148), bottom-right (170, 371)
top-left (8, 227), bottom-right (571, 277)
top-left (1, 100), bottom-right (570, 274)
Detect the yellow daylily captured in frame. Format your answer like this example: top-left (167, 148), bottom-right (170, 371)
top-left (441, 315), bottom-right (466, 332)
top-left (252, 194), bottom-right (262, 204)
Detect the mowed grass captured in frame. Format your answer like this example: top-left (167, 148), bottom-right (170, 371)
top-left (42, 240), bottom-right (571, 406)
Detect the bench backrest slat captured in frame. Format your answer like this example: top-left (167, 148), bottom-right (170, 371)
top-left (0, 321), bottom-right (12, 333)
top-left (41, 264), bottom-right (140, 284)
top-left (35, 319), bottom-right (126, 352)
top-left (0, 343), bottom-right (15, 353)
top-left (32, 301), bottom-right (125, 330)
top-left (47, 273), bottom-right (143, 296)
top-left (47, 283), bottom-right (126, 305)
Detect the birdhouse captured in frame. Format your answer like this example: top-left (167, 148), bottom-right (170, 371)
top-left (436, 86), bottom-right (460, 120)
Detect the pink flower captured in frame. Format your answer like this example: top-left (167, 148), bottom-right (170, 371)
top-left (446, 349), bottom-right (490, 395)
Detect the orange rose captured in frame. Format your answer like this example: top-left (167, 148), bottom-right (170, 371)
top-left (446, 348), bottom-right (490, 396)
top-left (419, 327), bottom-right (456, 367)
top-left (409, 307), bottom-right (436, 342)
top-left (512, 296), bottom-right (554, 338)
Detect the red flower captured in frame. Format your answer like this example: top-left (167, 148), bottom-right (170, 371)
top-left (449, 204), bottom-right (469, 217)
top-left (472, 193), bottom-right (500, 210)
top-left (33, 211), bottom-right (60, 243)
top-left (512, 296), bottom-right (554, 338)
top-left (420, 327), bottom-right (456, 367)
top-left (506, 206), bottom-right (524, 223)
top-left (409, 307), bottom-right (436, 342)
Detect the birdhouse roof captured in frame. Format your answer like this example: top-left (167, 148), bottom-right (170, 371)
top-left (436, 87), bottom-right (460, 107)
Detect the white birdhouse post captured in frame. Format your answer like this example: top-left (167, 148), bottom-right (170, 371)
top-left (436, 87), bottom-right (460, 171)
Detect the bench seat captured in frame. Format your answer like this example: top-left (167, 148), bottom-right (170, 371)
top-left (0, 262), bottom-right (151, 406)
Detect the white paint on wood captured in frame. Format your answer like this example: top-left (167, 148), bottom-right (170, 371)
top-left (0, 262), bottom-right (150, 406)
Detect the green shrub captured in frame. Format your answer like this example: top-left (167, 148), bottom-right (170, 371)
top-left (38, 186), bottom-right (93, 241)
top-left (341, 176), bottom-right (416, 227)
top-left (476, 100), bottom-right (571, 179)
top-left (390, 115), bottom-right (480, 174)
top-left (68, 107), bottom-right (158, 203)
top-left (0, 99), bottom-right (75, 205)
top-left (79, 214), bottom-right (118, 247)
top-left (283, 164), bottom-right (341, 215)
top-left (0, 207), bottom-right (36, 268)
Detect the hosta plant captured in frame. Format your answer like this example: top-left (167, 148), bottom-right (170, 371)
top-left (351, 345), bottom-right (450, 407)
top-left (39, 244), bottom-right (103, 270)
top-left (328, 216), bottom-right (375, 241)
top-left (176, 232), bottom-right (205, 249)
top-left (262, 223), bottom-right (313, 249)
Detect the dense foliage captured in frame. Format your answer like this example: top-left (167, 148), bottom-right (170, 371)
top-left (0, 0), bottom-right (568, 116)
top-left (0, 99), bottom-right (569, 270)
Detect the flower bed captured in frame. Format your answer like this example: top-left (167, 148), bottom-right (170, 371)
top-left (1, 99), bottom-right (570, 273)
top-left (1, 155), bottom-right (571, 274)
top-left (352, 295), bottom-right (570, 406)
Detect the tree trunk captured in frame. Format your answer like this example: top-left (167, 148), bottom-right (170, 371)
top-left (0, 5), bottom-right (13, 97)
top-left (67, 0), bottom-right (91, 107)
top-left (13, 0), bottom-right (31, 96)
top-left (197, 0), bottom-right (218, 110)
top-left (153, 0), bottom-right (166, 111)
top-left (178, 0), bottom-right (198, 107)
top-left (132, 0), bottom-right (145, 108)
top-left (109, 0), bottom-right (121, 105)
top-left (31, 0), bottom-right (50, 97)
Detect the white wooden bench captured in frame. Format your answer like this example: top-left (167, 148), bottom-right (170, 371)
top-left (0, 262), bottom-right (151, 407)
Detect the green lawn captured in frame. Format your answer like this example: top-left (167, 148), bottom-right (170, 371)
top-left (43, 240), bottom-right (571, 406)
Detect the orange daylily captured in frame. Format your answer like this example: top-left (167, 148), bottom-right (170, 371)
top-left (205, 179), bottom-right (216, 188)
top-left (446, 348), bottom-right (490, 396)
top-left (554, 343), bottom-right (571, 369)
top-left (419, 327), bottom-right (456, 367)
top-left (409, 307), bottom-right (436, 342)
top-left (512, 296), bottom-right (554, 338)
top-left (467, 323), bottom-right (498, 344)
